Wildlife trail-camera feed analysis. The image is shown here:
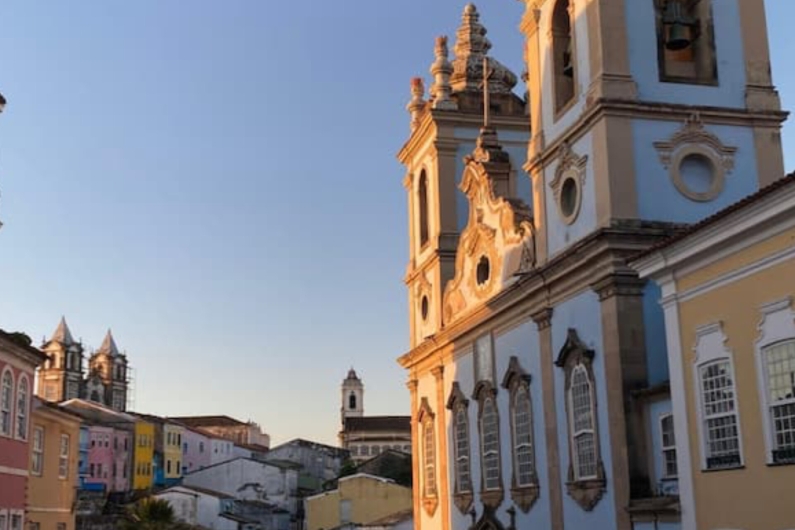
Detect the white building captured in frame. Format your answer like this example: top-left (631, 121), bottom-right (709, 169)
top-left (153, 484), bottom-right (236, 530)
top-left (182, 457), bottom-right (300, 515)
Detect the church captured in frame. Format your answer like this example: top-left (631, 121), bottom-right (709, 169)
top-left (338, 368), bottom-right (412, 463)
top-left (37, 317), bottom-right (130, 412)
top-left (397, 2), bottom-right (785, 530)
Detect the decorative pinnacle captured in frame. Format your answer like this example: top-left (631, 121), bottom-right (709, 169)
top-left (430, 36), bottom-right (457, 110)
top-left (450, 3), bottom-right (517, 94)
top-left (407, 77), bottom-right (427, 131)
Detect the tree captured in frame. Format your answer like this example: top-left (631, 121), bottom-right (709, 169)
top-left (121, 498), bottom-right (198, 530)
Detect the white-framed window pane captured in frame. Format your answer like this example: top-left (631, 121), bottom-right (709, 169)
top-left (423, 421), bottom-right (436, 496)
top-left (1, 370), bottom-right (13, 436)
top-left (0, 513), bottom-right (6, 530)
top-left (765, 341), bottom-right (795, 463)
top-left (16, 378), bottom-right (28, 440)
top-left (59, 434), bottom-right (70, 478)
top-left (574, 432), bottom-right (597, 478)
top-left (32, 426), bottom-right (44, 475)
top-left (513, 387), bottom-right (535, 486)
top-left (481, 397), bottom-right (501, 490)
top-left (453, 407), bottom-right (471, 492)
top-left (660, 414), bottom-right (677, 478)
top-left (700, 361), bottom-right (741, 469)
top-left (571, 368), bottom-right (593, 432)
top-left (10, 515), bottom-right (21, 530)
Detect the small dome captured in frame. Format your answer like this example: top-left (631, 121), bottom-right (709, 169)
top-left (346, 368), bottom-right (359, 380)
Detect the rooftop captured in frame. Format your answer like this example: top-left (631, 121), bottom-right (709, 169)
top-left (343, 416), bottom-right (411, 433)
top-left (169, 415), bottom-right (248, 428)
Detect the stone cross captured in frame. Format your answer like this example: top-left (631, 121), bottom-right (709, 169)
top-left (480, 56), bottom-right (495, 127)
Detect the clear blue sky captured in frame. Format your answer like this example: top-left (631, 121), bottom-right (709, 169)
top-left (0, 1), bottom-right (793, 447)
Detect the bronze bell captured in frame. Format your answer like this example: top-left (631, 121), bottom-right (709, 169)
top-left (664, 0), bottom-right (693, 51)
top-left (562, 39), bottom-right (574, 78)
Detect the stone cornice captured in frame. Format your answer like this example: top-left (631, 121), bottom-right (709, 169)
top-left (525, 98), bottom-right (788, 173)
top-left (398, 221), bottom-right (679, 371)
top-left (398, 108), bottom-right (529, 166)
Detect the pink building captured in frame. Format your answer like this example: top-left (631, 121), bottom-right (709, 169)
top-left (61, 399), bottom-right (134, 493)
top-left (0, 330), bottom-right (47, 528)
top-left (181, 426), bottom-right (211, 474)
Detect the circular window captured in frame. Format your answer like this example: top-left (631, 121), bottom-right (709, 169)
top-left (680, 153), bottom-right (716, 196)
top-left (420, 296), bottom-right (429, 321)
top-left (559, 175), bottom-right (580, 224)
top-left (476, 256), bottom-right (490, 286)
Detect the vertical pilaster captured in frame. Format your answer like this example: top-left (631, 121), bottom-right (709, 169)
top-left (592, 275), bottom-right (649, 530)
top-left (585, 0), bottom-right (637, 102)
top-left (407, 378), bottom-right (421, 530)
top-left (531, 308), bottom-right (563, 530)
top-left (432, 366), bottom-right (450, 530)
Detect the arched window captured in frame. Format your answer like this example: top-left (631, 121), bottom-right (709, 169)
top-left (480, 396), bottom-right (501, 491)
top-left (418, 170), bottom-right (429, 247)
top-left (418, 397), bottom-right (437, 515)
top-left (556, 329), bottom-right (605, 510)
top-left (1, 369), bottom-right (13, 436)
top-left (502, 356), bottom-right (538, 512)
top-left (512, 385), bottom-right (534, 486)
top-left (552, 0), bottom-right (575, 113)
top-left (655, 0), bottom-right (717, 84)
top-left (569, 365), bottom-right (597, 479)
top-left (16, 376), bottom-right (29, 440)
top-left (349, 392), bottom-right (357, 411)
top-left (446, 382), bottom-right (472, 513)
top-left (422, 420), bottom-right (436, 495)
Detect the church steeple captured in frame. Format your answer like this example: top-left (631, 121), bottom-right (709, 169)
top-left (399, 4), bottom-right (529, 348)
top-left (50, 316), bottom-right (75, 346)
top-left (341, 368), bottom-right (364, 425)
top-left (97, 329), bottom-right (120, 357)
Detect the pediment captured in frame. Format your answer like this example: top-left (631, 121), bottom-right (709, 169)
top-left (442, 163), bottom-right (535, 326)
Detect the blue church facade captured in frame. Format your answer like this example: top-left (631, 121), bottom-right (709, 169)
top-left (398, 1), bottom-right (785, 530)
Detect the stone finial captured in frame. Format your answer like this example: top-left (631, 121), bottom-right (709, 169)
top-left (429, 36), bottom-right (457, 110)
top-left (407, 77), bottom-right (427, 131)
top-left (450, 3), bottom-right (518, 94)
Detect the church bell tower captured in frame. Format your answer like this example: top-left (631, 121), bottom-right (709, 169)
top-left (520, 0), bottom-right (786, 262)
top-left (401, 4), bottom-right (530, 347)
top-left (341, 368), bottom-right (364, 424)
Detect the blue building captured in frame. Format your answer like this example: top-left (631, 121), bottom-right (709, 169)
top-left (398, 2), bottom-right (785, 530)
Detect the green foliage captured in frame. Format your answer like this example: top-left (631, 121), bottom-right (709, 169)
top-left (120, 498), bottom-right (199, 530)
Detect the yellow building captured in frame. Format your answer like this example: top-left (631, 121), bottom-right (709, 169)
top-left (163, 422), bottom-right (184, 480)
top-left (27, 397), bottom-right (82, 530)
top-left (133, 419), bottom-right (155, 490)
top-left (632, 174), bottom-right (795, 530)
top-left (305, 474), bottom-right (412, 530)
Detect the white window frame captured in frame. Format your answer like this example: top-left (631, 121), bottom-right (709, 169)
top-left (693, 322), bottom-right (744, 470)
top-left (568, 364), bottom-right (597, 480)
top-left (59, 433), bottom-right (70, 479)
top-left (32, 425), bottom-right (45, 476)
top-left (1, 367), bottom-right (15, 437)
top-left (754, 297), bottom-right (795, 464)
top-left (8, 511), bottom-right (23, 530)
top-left (452, 405), bottom-right (472, 493)
top-left (479, 396), bottom-right (502, 490)
top-left (0, 509), bottom-right (8, 530)
top-left (15, 374), bottom-right (29, 441)
top-left (422, 419), bottom-right (436, 496)
top-left (511, 383), bottom-right (535, 487)
top-left (659, 413), bottom-right (677, 479)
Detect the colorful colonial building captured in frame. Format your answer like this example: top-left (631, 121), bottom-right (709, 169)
top-left (181, 425), bottom-right (212, 474)
top-left (27, 398), bottom-right (82, 530)
top-left (632, 174), bottom-right (795, 530)
top-left (396, 2), bottom-right (785, 530)
top-left (0, 330), bottom-right (46, 530)
top-left (133, 418), bottom-right (155, 491)
top-left (60, 399), bottom-right (134, 493)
